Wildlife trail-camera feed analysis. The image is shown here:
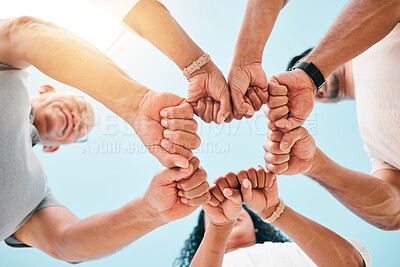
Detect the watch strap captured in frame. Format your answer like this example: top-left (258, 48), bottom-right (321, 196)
top-left (183, 53), bottom-right (211, 78)
top-left (289, 61), bottom-right (325, 91)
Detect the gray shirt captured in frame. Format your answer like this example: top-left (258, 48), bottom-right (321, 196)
top-left (0, 63), bottom-right (59, 245)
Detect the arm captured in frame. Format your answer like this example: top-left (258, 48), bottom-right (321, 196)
top-left (307, 148), bottom-right (400, 230)
top-left (227, 0), bottom-right (285, 118)
top-left (238, 169), bottom-right (365, 267)
top-left (124, 0), bottom-right (231, 124)
top-left (189, 175), bottom-right (243, 267)
top-left (272, 206), bottom-right (365, 267)
top-left (0, 16), bottom-right (201, 168)
top-left (303, 0), bottom-right (400, 79)
top-left (13, 157), bottom-right (211, 263)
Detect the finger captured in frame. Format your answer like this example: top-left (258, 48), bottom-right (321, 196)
top-left (243, 96), bottom-right (253, 118)
top-left (236, 170), bottom-right (249, 185)
top-left (209, 193), bottom-right (221, 207)
top-left (163, 129), bottom-right (201, 150)
top-left (263, 139), bottom-right (289, 154)
top-left (267, 120), bottom-right (280, 131)
top-left (246, 87), bottom-right (262, 111)
top-left (245, 168), bottom-right (258, 188)
top-left (231, 89), bottom-right (255, 117)
top-left (240, 179), bottom-right (253, 204)
top-left (224, 172), bottom-right (239, 189)
top-left (223, 188), bottom-right (243, 206)
top-left (224, 112), bottom-right (234, 123)
top-left (267, 106), bottom-right (289, 122)
top-left (268, 78), bottom-right (288, 96)
top-left (233, 108), bottom-right (244, 120)
top-left (280, 127), bottom-right (308, 151)
top-left (204, 97), bottom-right (214, 123)
top-left (254, 87), bottom-right (268, 105)
top-left (268, 130), bottom-right (284, 142)
top-left (161, 139), bottom-right (193, 160)
top-left (155, 148), bottom-right (190, 169)
top-left (188, 156), bottom-right (201, 172)
top-left (267, 96), bottom-right (288, 109)
top-left (161, 118), bottom-right (198, 134)
top-left (160, 102), bottom-right (194, 119)
top-left (265, 161), bottom-right (288, 175)
top-left (181, 191), bottom-right (211, 206)
top-left (178, 181), bottom-right (210, 199)
top-left (275, 117), bottom-right (304, 132)
top-left (213, 101), bottom-right (220, 124)
top-left (209, 181), bottom-right (225, 203)
top-left (264, 170), bottom-right (276, 189)
top-left (192, 98), bottom-right (206, 118)
top-left (217, 91), bottom-right (232, 124)
top-left (215, 176), bottom-right (230, 195)
top-left (177, 166), bottom-right (207, 190)
top-left (255, 166), bottom-right (266, 188)
top-left (264, 152), bottom-right (290, 165)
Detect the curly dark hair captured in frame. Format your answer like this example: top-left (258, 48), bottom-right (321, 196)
top-left (286, 48), bottom-right (313, 71)
top-left (173, 205), bottom-right (290, 267)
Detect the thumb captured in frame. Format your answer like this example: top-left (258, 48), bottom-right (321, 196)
top-left (280, 127), bottom-right (307, 151)
top-left (159, 164), bottom-right (194, 184)
top-left (223, 188), bottom-right (243, 206)
top-left (217, 91), bottom-right (232, 124)
top-left (275, 117), bottom-right (303, 132)
top-left (231, 89), bottom-right (255, 117)
top-left (240, 179), bottom-right (253, 205)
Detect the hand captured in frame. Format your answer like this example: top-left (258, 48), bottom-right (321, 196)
top-left (143, 157), bottom-right (211, 223)
top-left (187, 62), bottom-right (232, 124)
top-left (263, 127), bottom-right (316, 175)
top-left (227, 63), bottom-right (269, 120)
top-left (263, 81), bottom-right (289, 131)
top-left (130, 90), bottom-right (201, 168)
top-left (236, 167), bottom-right (279, 219)
top-left (269, 69), bottom-right (316, 132)
top-left (191, 97), bottom-right (234, 124)
top-left (203, 174), bottom-right (244, 226)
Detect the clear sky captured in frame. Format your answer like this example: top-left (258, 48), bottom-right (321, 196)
top-left (1, 0), bottom-right (400, 266)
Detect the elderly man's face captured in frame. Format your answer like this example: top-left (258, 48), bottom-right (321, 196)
top-left (31, 85), bottom-right (95, 149)
top-left (314, 62), bottom-right (353, 103)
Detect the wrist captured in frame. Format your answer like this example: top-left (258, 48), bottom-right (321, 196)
top-left (305, 148), bottom-right (325, 177)
top-left (187, 59), bottom-right (217, 80)
top-left (259, 199), bottom-right (280, 220)
top-left (137, 195), bottom-right (169, 225)
top-left (231, 53), bottom-right (262, 67)
top-left (122, 88), bottom-right (153, 127)
top-left (208, 220), bottom-right (235, 232)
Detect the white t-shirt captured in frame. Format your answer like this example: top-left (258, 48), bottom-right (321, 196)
top-left (352, 23), bottom-right (400, 174)
top-left (222, 239), bottom-right (371, 267)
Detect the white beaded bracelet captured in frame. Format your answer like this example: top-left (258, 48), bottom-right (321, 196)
top-left (263, 197), bottom-right (285, 223)
top-left (182, 53), bottom-right (211, 78)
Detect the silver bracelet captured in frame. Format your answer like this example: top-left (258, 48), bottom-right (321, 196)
top-left (263, 197), bottom-right (285, 223)
top-left (182, 53), bottom-right (211, 78)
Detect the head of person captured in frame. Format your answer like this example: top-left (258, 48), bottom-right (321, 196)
top-left (30, 85), bottom-right (96, 152)
top-left (173, 205), bottom-right (289, 267)
top-left (287, 48), bottom-right (355, 103)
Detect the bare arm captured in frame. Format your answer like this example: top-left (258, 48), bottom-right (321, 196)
top-left (307, 148), bottom-right (400, 230)
top-left (0, 16), bottom-right (148, 120)
top-left (13, 197), bottom-right (166, 263)
top-left (232, 0), bottom-right (285, 66)
top-left (272, 206), bottom-right (365, 267)
top-left (304, 0), bottom-right (400, 78)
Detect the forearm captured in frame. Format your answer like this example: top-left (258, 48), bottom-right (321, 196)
top-left (124, 0), bottom-right (205, 71)
top-left (190, 222), bottom-right (234, 267)
top-left (304, 0), bottom-right (400, 78)
top-left (307, 148), bottom-right (400, 230)
top-left (272, 206), bottom-right (364, 267)
top-left (55, 196), bottom-right (166, 262)
top-left (4, 16), bottom-right (149, 120)
top-left (232, 0), bottom-right (284, 65)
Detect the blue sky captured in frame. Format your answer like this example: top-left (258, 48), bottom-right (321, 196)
top-left (1, 0), bottom-right (399, 266)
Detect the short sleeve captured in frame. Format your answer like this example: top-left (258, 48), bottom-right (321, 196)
top-left (346, 238), bottom-right (371, 267)
top-left (4, 190), bottom-right (63, 248)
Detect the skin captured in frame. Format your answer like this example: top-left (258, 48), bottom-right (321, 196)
top-left (264, 58), bottom-right (400, 230)
top-left (0, 16), bottom-right (199, 168)
top-left (190, 168), bottom-right (364, 267)
top-left (30, 85), bottom-right (96, 152)
top-left (13, 157), bottom-right (211, 263)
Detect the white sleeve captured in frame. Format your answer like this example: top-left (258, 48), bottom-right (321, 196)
top-left (346, 238), bottom-right (372, 267)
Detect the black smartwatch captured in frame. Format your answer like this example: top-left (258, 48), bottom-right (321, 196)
top-left (289, 61), bottom-right (325, 92)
